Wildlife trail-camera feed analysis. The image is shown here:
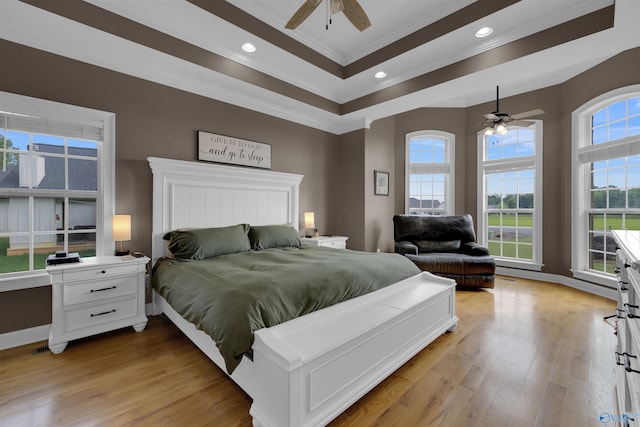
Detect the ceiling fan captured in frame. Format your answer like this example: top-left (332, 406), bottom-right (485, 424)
top-left (285, 0), bottom-right (371, 32)
top-left (481, 86), bottom-right (545, 136)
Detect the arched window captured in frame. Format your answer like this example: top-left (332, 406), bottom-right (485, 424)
top-left (572, 86), bottom-right (640, 287)
top-left (477, 122), bottom-right (543, 270)
top-left (405, 131), bottom-right (454, 215)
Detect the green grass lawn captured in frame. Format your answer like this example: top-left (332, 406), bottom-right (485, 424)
top-left (0, 237), bottom-right (95, 274)
top-left (590, 214), bottom-right (640, 230)
top-left (488, 213), bottom-right (532, 227)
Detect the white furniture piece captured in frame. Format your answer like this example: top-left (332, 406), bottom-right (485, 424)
top-left (613, 230), bottom-right (640, 425)
top-left (148, 157), bottom-right (458, 427)
top-left (47, 255), bottom-right (149, 354)
top-left (300, 235), bottom-right (348, 249)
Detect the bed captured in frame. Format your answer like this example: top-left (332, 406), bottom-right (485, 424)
top-left (148, 157), bottom-right (458, 427)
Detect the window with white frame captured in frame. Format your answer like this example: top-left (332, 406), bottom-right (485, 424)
top-left (405, 130), bottom-right (454, 215)
top-left (572, 86), bottom-right (640, 285)
top-left (0, 92), bottom-right (114, 287)
top-left (477, 122), bottom-right (543, 269)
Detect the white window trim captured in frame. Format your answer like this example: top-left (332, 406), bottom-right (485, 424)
top-left (404, 130), bottom-right (455, 215)
top-left (0, 91), bottom-right (115, 291)
top-left (571, 84), bottom-right (640, 288)
top-left (476, 121), bottom-right (544, 271)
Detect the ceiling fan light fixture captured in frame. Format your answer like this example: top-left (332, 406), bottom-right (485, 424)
top-left (475, 26), bottom-right (493, 38)
top-left (241, 43), bottom-right (256, 53)
top-left (374, 71), bottom-right (387, 79)
top-left (484, 127), bottom-right (495, 136)
top-left (496, 123), bottom-right (508, 135)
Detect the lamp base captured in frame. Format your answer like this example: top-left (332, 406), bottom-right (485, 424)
top-left (115, 249), bottom-right (130, 256)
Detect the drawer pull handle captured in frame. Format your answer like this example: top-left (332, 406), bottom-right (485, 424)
top-left (90, 309), bottom-right (116, 318)
top-left (90, 286), bottom-right (117, 293)
top-left (615, 351), bottom-right (640, 374)
top-left (624, 303), bottom-right (639, 319)
top-left (619, 281), bottom-right (629, 292)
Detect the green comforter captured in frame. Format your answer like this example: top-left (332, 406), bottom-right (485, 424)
top-left (152, 246), bottom-right (421, 374)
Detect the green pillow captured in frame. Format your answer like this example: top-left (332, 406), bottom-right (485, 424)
top-left (249, 225), bottom-right (302, 250)
top-left (163, 224), bottom-right (250, 260)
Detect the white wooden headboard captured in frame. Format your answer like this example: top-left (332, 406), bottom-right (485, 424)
top-left (147, 157), bottom-right (303, 264)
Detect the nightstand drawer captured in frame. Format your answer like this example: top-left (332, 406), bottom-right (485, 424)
top-left (63, 276), bottom-right (138, 306)
top-left (322, 240), bottom-right (346, 249)
top-left (62, 263), bottom-right (138, 282)
top-left (63, 297), bottom-right (138, 333)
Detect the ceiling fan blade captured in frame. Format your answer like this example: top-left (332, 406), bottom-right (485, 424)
top-left (330, 0), bottom-right (344, 14)
top-left (511, 109), bottom-right (545, 119)
top-left (341, 0), bottom-right (371, 31)
top-left (509, 120), bottom-right (535, 127)
top-left (483, 113), bottom-right (498, 120)
top-left (285, 0), bottom-right (322, 30)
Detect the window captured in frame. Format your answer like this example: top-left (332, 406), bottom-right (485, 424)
top-left (405, 130), bottom-right (454, 215)
top-left (477, 122), bottom-right (543, 270)
top-left (0, 92), bottom-right (114, 289)
top-left (572, 86), bottom-right (640, 286)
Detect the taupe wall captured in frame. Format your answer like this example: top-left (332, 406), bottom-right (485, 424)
top-left (0, 40), bottom-right (342, 333)
top-left (2, 38), bottom-right (640, 335)
top-left (364, 117), bottom-right (396, 252)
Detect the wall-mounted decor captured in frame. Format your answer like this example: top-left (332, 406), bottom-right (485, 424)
top-left (197, 130), bottom-right (271, 169)
top-left (374, 170), bottom-right (389, 196)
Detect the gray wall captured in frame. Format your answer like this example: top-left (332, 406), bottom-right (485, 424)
top-left (2, 38), bottom-right (640, 334)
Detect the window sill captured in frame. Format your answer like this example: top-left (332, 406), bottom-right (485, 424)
top-left (0, 272), bottom-right (51, 292)
top-left (495, 259), bottom-right (544, 271)
top-left (570, 269), bottom-right (617, 289)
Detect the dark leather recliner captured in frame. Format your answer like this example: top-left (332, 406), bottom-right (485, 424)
top-left (393, 214), bottom-right (495, 289)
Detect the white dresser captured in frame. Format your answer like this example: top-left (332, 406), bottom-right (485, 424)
top-left (613, 230), bottom-right (640, 425)
top-left (47, 255), bottom-right (149, 354)
top-left (300, 235), bottom-right (348, 249)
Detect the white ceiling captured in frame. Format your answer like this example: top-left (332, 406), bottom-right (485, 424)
top-left (2, 0), bottom-right (639, 134)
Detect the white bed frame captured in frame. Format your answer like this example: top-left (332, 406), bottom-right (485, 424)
top-left (148, 157), bottom-right (458, 427)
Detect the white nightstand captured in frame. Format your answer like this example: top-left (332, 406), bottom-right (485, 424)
top-left (301, 235), bottom-right (348, 250)
top-left (47, 255), bottom-right (149, 354)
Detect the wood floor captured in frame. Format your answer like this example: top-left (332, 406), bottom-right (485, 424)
top-left (0, 276), bottom-right (617, 427)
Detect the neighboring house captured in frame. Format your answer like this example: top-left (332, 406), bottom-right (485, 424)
top-left (0, 143), bottom-right (96, 254)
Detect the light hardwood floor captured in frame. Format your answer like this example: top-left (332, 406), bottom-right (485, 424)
top-left (0, 276), bottom-right (617, 427)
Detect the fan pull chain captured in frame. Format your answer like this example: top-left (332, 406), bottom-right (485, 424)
top-left (326, 0), bottom-right (330, 30)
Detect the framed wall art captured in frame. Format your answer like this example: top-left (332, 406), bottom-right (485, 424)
top-left (374, 170), bottom-right (389, 196)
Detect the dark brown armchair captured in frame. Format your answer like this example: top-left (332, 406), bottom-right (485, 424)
top-left (393, 214), bottom-right (495, 289)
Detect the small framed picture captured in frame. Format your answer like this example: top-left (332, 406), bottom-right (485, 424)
top-left (374, 170), bottom-right (389, 196)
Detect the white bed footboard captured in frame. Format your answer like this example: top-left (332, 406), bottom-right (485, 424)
top-left (249, 272), bottom-right (457, 427)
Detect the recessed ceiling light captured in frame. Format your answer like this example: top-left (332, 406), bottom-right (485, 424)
top-left (374, 71), bottom-right (387, 79)
top-left (242, 43), bottom-right (256, 53)
top-left (475, 26), bottom-right (493, 38)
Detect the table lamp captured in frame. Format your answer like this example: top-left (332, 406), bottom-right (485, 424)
top-left (113, 214), bottom-right (131, 256)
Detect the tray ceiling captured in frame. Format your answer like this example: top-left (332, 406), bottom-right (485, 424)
top-left (1, 0), bottom-right (638, 134)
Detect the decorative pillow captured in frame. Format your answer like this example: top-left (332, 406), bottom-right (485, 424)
top-left (415, 240), bottom-right (461, 253)
top-left (163, 224), bottom-right (250, 260)
top-left (249, 225), bottom-right (302, 250)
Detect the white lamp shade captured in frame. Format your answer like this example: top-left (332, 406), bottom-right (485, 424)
top-left (112, 215), bottom-right (131, 241)
top-left (304, 212), bottom-right (315, 229)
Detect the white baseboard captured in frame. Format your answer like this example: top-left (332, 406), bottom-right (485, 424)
top-left (496, 267), bottom-right (617, 300)
top-left (0, 324), bottom-right (50, 351)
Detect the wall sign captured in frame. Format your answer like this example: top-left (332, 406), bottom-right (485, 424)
top-left (197, 130), bottom-right (271, 169)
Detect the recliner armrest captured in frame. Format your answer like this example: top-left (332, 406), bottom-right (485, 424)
top-left (395, 241), bottom-right (418, 256)
top-left (461, 242), bottom-right (490, 256)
